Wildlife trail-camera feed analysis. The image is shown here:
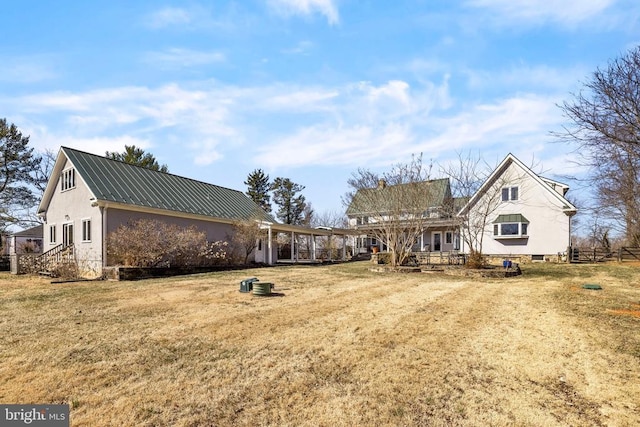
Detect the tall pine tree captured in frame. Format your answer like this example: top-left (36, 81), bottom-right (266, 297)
top-left (271, 177), bottom-right (306, 225)
top-left (106, 145), bottom-right (168, 172)
top-left (244, 169), bottom-right (272, 213)
top-left (0, 118), bottom-right (42, 229)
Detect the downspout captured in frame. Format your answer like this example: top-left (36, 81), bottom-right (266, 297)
top-left (100, 206), bottom-right (107, 269)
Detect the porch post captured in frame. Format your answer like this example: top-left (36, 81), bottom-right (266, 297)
top-left (267, 226), bottom-right (273, 265)
top-left (342, 235), bottom-right (347, 260)
top-left (311, 234), bottom-right (316, 261)
top-left (291, 231), bottom-right (295, 262)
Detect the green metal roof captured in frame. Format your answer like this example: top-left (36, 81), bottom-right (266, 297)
top-left (346, 178), bottom-right (452, 216)
top-left (62, 147), bottom-right (275, 222)
top-left (493, 214), bottom-right (529, 224)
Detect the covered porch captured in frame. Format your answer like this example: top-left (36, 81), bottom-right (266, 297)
top-left (254, 222), bottom-right (355, 265)
top-left (352, 218), bottom-right (461, 255)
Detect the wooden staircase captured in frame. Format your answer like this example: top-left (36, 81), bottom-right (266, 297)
top-left (38, 243), bottom-right (75, 276)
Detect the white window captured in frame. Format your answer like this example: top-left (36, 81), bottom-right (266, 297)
top-left (501, 186), bottom-right (518, 202)
top-left (63, 223), bottom-right (74, 246)
top-left (445, 231), bottom-right (453, 244)
top-left (61, 168), bottom-right (76, 191)
top-left (82, 219), bottom-right (91, 242)
top-left (493, 222), bottom-right (528, 238)
top-left (49, 225), bottom-right (57, 244)
top-left (356, 216), bottom-right (369, 225)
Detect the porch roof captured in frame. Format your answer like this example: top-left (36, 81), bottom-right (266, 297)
top-left (352, 217), bottom-right (460, 232)
top-left (260, 221), bottom-right (355, 237)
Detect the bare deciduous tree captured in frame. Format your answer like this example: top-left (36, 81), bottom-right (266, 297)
top-left (556, 46), bottom-right (640, 245)
top-left (230, 219), bottom-right (267, 264)
top-left (441, 152), bottom-right (490, 267)
top-left (344, 154), bottom-right (434, 267)
top-left (445, 152), bottom-right (525, 268)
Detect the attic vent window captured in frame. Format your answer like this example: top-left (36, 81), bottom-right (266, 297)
top-left (61, 168), bottom-right (76, 192)
top-left (501, 186), bottom-right (518, 202)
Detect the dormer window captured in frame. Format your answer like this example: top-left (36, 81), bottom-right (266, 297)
top-left (501, 186), bottom-right (518, 202)
top-left (61, 168), bottom-right (76, 191)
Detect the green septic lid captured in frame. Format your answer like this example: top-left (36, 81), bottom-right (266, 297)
top-left (582, 284), bottom-right (602, 290)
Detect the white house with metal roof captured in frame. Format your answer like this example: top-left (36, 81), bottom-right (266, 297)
top-left (458, 153), bottom-right (577, 261)
top-left (36, 147), bottom-right (350, 277)
top-left (345, 153), bottom-right (576, 263)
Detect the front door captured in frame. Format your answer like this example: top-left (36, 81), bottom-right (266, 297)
top-left (432, 232), bottom-right (441, 252)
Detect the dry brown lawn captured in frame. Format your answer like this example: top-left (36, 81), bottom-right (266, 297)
top-left (1, 262), bottom-right (639, 426)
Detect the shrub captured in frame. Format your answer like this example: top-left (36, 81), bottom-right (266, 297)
top-left (376, 252), bottom-right (393, 264)
top-left (229, 220), bottom-right (266, 264)
top-left (465, 250), bottom-right (486, 269)
top-left (107, 219), bottom-right (227, 267)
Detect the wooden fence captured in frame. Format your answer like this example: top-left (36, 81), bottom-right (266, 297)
top-left (569, 247), bottom-right (615, 263)
top-left (569, 246), bottom-right (640, 263)
top-left (618, 247), bottom-right (640, 262)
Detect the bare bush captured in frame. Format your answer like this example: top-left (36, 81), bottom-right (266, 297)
top-left (107, 219), bottom-right (227, 267)
top-left (229, 219), bottom-right (267, 264)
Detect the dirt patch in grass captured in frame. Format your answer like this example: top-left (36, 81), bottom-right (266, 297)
top-left (1, 263), bottom-right (639, 426)
top-left (608, 307), bottom-right (640, 318)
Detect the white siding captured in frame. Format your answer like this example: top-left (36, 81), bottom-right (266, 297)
top-left (43, 158), bottom-right (103, 277)
top-left (467, 161), bottom-right (572, 256)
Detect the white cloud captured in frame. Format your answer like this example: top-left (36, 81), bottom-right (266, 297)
top-left (0, 55), bottom-right (57, 83)
top-left (465, 0), bottom-right (616, 26)
top-left (145, 7), bottom-right (193, 29)
top-left (268, 0), bottom-right (340, 25)
top-left (61, 135), bottom-right (152, 156)
top-left (5, 84), bottom-right (237, 165)
top-left (143, 48), bottom-right (225, 68)
top-left (281, 40), bottom-right (315, 55)
top-left (260, 87), bottom-right (339, 111)
top-left (254, 123), bottom-right (413, 168)
top-left (3, 77), bottom-right (567, 173)
top-left (419, 95), bottom-right (564, 161)
top-left (465, 64), bottom-right (588, 93)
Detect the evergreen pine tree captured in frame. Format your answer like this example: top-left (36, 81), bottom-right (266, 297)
top-left (244, 169), bottom-right (272, 213)
top-left (271, 177), bottom-right (306, 224)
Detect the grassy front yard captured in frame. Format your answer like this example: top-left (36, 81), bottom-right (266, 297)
top-left (1, 262), bottom-right (639, 426)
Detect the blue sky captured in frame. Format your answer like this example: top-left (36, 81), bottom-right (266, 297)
top-left (2, 0), bottom-right (639, 218)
